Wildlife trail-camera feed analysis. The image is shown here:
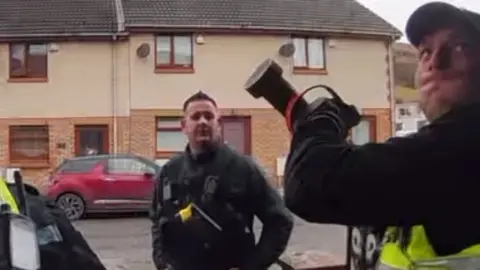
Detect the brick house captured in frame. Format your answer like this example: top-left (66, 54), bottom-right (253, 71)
top-left (0, 0), bottom-right (400, 187)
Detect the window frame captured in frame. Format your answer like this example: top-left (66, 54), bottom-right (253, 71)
top-left (74, 124), bottom-right (110, 157)
top-left (8, 43), bottom-right (48, 81)
top-left (9, 125), bottom-right (50, 163)
top-left (155, 117), bottom-right (187, 157)
top-left (292, 36), bottom-right (327, 73)
top-left (154, 34), bottom-right (194, 72)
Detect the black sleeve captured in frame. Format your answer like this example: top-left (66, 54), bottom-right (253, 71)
top-left (284, 111), bottom-right (474, 227)
top-left (244, 161), bottom-right (294, 269)
top-left (48, 200), bottom-right (107, 270)
top-left (150, 170), bottom-right (167, 270)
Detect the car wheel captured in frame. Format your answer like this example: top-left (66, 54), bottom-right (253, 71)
top-left (56, 193), bottom-right (85, 221)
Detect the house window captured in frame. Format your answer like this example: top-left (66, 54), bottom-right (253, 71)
top-left (9, 43), bottom-right (48, 79)
top-left (156, 117), bottom-right (188, 155)
top-left (75, 125), bottom-right (109, 156)
top-left (292, 37), bottom-right (326, 70)
top-left (9, 125), bottom-right (49, 163)
top-left (155, 35), bottom-right (193, 70)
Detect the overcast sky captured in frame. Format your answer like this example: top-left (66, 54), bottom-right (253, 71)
top-left (356, 0), bottom-right (480, 42)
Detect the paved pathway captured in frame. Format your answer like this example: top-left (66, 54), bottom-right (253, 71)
top-left (74, 214), bottom-right (349, 270)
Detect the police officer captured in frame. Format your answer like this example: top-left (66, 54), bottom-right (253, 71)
top-left (283, 1), bottom-right (480, 269)
top-left (3, 174), bottom-right (106, 270)
top-left (150, 91), bottom-right (293, 270)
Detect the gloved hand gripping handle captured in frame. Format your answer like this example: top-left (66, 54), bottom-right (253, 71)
top-left (245, 58), bottom-right (359, 133)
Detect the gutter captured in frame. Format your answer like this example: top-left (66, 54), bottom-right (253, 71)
top-left (125, 24), bottom-right (402, 38)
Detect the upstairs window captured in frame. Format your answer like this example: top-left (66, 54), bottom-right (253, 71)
top-left (293, 37), bottom-right (326, 72)
top-left (155, 35), bottom-right (193, 71)
top-left (9, 43), bottom-right (48, 80)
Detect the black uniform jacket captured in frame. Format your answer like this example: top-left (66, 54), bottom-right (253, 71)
top-left (150, 144), bottom-right (293, 270)
top-left (284, 102), bottom-right (480, 256)
top-left (8, 183), bottom-right (106, 270)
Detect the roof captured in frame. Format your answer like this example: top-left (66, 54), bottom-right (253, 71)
top-left (122, 0), bottom-right (402, 37)
top-left (0, 0), bottom-right (121, 37)
top-left (0, 0), bottom-right (401, 38)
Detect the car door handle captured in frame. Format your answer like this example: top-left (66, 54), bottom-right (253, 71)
top-left (103, 177), bottom-right (115, 181)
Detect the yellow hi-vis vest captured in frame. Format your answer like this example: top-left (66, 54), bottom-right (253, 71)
top-left (379, 226), bottom-right (480, 270)
top-left (0, 178), bottom-right (19, 214)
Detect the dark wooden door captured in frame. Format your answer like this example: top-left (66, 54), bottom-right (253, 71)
top-left (75, 125), bottom-right (109, 156)
top-left (221, 117), bottom-right (251, 155)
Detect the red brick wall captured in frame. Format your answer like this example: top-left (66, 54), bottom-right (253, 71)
top-left (0, 117), bottom-right (129, 186)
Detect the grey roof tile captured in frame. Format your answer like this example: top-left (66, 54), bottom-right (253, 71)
top-left (0, 0), bottom-right (119, 36)
top-left (123, 0), bottom-right (402, 37)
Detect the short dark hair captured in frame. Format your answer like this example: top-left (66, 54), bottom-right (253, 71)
top-left (182, 91), bottom-right (217, 111)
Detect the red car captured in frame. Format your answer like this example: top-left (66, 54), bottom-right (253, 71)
top-left (45, 154), bottom-right (161, 220)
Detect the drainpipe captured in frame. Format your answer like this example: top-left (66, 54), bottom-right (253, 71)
top-left (386, 36), bottom-right (396, 137)
top-left (111, 0), bottom-right (125, 154)
top-left (111, 36), bottom-right (118, 154)
top-left (127, 38), bottom-right (132, 153)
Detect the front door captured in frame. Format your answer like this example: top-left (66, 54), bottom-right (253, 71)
top-left (221, 117), bottom-right (251, 155)
top-left (75, 125), bottom-right (109, 156)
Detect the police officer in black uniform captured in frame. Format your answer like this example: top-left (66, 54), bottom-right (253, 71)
top-left (150, 91), bottom-right (293, 270)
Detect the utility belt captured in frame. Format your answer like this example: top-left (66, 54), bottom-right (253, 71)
top-left (160, 176), bottom-right (255, 269)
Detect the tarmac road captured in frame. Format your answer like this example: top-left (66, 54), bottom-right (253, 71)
top-left (74, 214), bottom-right (349, 270)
